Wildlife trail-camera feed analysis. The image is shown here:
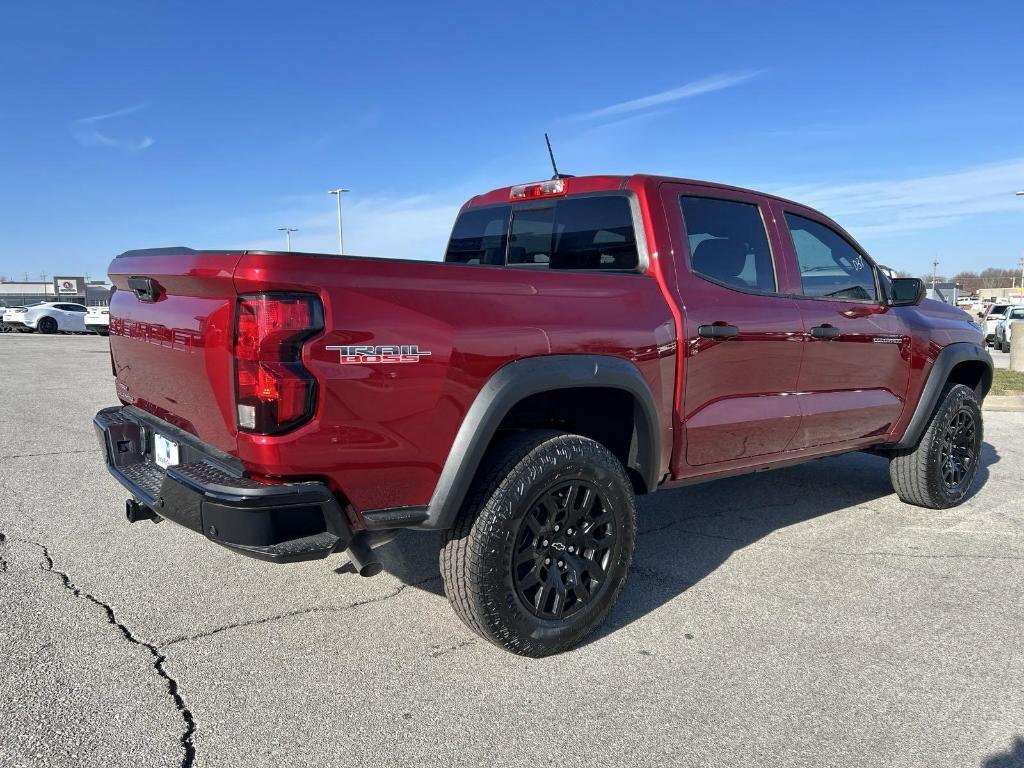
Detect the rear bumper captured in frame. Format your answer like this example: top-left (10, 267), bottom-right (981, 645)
top-left (93, 406), bottom-right (351, 562)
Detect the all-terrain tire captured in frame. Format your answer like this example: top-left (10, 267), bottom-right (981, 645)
top-left (440, 430), bottom-right (636, 657)
top-left (37, 316), bottom-right (57, 334)
top-left (889, 383), bottom-right (983, 509)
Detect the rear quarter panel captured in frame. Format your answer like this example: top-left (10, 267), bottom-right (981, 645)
top-left (232, 254), bottom-right (677, 512)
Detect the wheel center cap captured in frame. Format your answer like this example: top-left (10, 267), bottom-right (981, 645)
top-left (549, 541), bottom-right (567, 552)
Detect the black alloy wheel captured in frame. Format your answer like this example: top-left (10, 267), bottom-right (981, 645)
top-left (513, 479), bottom-right (616, 620)
top-left (440, 430), bottom-right (636, 656)
top-left (889, 383), bottom-right (984, 508)
top-left (939, 407), bottom-right (979, 492)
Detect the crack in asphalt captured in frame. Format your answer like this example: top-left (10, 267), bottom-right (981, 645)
top-left (160, 574), bottom-right (443, 649)
top-left (0, 449), bottom-right (97, 462)
top-left (0, 532), bottom-right (196, 768)
top-left (428, 639), bottom-right (476, 658)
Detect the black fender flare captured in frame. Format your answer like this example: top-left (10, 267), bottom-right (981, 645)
top-left (419, 354), bottom-right (662, 530)
top-left (892, 342), bottom-right (993, 449)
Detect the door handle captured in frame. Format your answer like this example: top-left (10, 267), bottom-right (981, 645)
top-left (697, 323), bottom-right (739, 339)
top-left (127, 276), bottom-right (160, 302)
top-left (810, 325), bottom-right (841, 339)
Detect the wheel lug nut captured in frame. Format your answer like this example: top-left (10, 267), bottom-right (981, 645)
top-left (544, 557), bottom-right (551, 565)
top-left (558, 560), bottom-right (565, 568)
top-left (554, 525), bottom-right (560, 532)
top-left (541, 539), bottom-right (549, 547)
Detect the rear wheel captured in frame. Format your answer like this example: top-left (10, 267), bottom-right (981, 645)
top-left (889, 383), bottom-right (983, 508)
top-left (37, 316), bottom-right (58, 334)
top-left (440, 430), bottom-right (636, 657)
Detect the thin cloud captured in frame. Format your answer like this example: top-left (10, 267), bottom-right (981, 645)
top-left (72, 103), bottom-right (155, 152)
top-left (570, 71), bottom-right (762, 122)
top-left (771, 158), bottom-right (1024, 237)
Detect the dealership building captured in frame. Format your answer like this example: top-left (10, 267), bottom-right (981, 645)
top-left (0, 276), bottom-right (112, 307)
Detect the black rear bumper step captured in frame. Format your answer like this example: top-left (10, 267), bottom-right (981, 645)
top-left (94, 406), bottom-right (351, 563)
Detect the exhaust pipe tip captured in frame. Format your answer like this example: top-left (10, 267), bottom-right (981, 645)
top-left (356, 561), bottom-right (385, 578)
top-left (346, 533), bottom-right (384, 577)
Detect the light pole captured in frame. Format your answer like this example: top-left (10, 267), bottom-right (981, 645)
top-left (1017, 193), bottom-right (1024, 299)
top-left (328, 188), bottom-right (350, 255)
top-left (277, 227), bottom-right (298, 252)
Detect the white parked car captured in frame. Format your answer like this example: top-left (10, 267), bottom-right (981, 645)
top-left (4, 302), bottom-right (89, 334)
top-left (982, 303), bottom-right (1012, 347)
top-left (2, 304), bottom-right (40, 332)
top-left (85, 306), bottom-right (110, 335)
top-left (993, 305), bottom-right (1024, 353)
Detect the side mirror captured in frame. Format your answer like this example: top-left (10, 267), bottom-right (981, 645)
top-left (890, 277), bottom-right (926, 306)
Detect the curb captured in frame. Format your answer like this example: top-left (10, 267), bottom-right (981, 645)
top-left (983, 395), bottom-right (1024, 412)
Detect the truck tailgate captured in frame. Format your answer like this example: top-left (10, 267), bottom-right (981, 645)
top-left (108, 251), bottom-right (242, 455)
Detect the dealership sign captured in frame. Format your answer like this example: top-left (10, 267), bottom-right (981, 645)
top-left (54, 276), bottom-right (83, 295)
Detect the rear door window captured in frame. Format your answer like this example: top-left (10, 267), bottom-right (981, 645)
top-left (679, 196), bottom-right (776, 293)
top-left (785, 213), bottom-right (877, 302)
top-left (445, 195), bottom-right (639, 271)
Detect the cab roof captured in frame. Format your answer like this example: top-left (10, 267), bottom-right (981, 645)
top-left (464, 173), bottom-right (816, 212)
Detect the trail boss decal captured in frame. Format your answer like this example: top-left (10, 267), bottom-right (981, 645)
top-left (326, 345), bottom-right (432, 364)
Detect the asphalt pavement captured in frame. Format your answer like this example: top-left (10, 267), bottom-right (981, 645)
top-left (1, 333), bottom-right (1022, 768)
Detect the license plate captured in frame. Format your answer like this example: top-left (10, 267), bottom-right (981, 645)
top-left (153, 433), bottom-right (179, 469)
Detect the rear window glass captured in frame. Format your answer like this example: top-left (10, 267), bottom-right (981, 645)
top-left (444, 205), bottom-right (511, 265)
top-left (444, 195), bottom-right (639, 271)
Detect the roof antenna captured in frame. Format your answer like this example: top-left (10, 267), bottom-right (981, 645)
top-left (544, 133), bottom-right (572, 180)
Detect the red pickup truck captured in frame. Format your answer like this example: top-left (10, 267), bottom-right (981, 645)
top-left (95, 174), bottom-right (992, 656)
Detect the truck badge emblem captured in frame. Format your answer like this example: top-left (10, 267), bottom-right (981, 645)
top-left (326, 345), bottom-right (432, 365)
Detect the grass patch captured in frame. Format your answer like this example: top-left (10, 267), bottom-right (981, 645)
top-left (990, 368), bottom-right (1024, 396)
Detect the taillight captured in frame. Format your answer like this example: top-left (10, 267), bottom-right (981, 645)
top-left (510, 178), bottom-right (567, 200)
top-left (234, 293), bottom-right (323, 434)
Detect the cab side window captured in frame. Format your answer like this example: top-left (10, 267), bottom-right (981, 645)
top-left (679, 196), bottom-right (776, 293)
top-left (785, 213), bottom-right (877, 302)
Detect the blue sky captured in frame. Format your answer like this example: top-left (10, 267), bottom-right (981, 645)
top-left (1, 0), bottom-right (1022, 281)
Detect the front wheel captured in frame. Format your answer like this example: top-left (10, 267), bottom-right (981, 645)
top-left (440, 430), bottom-right (636, 657)
top-left (889, 383), bottom-right (983, 508)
